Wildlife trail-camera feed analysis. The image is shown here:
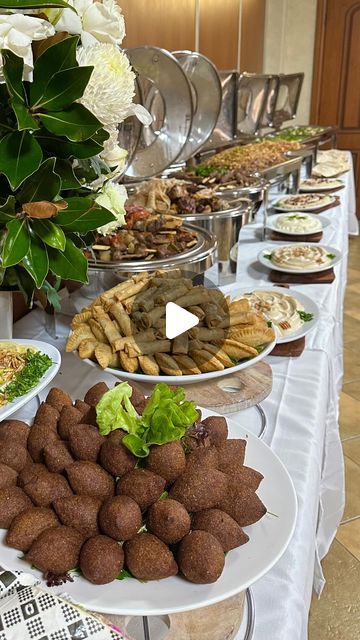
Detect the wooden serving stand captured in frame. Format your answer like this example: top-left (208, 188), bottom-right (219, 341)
top-left (269, 230), bottom-right (323, 243)
top-left (269, 268), bottom-right (335, 284)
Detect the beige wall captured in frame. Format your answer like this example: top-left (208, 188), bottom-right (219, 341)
top-left (263, 0), bottom-right (317, 124)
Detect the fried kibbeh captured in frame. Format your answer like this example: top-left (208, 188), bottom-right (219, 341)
top-left (43, 441), bottom-right (74, 473)
top-left (145, 441), bottom-right (186, 483)
top-left (73, 399), bottom-right (90, 414)
top-left (0, 463), bottom-right (18, 489)
top-left (53, 495), bottom-right (102, 538)
top-left (0, 486), bottom-right (32, 528)
top-left (34, 402), bottom-right (59, 428)
top-left (225, 464), bottom-right (264, 491)
top-left (169, 468), bottom-right (227, 512)
top-left (0, 441), bottom-right (30, 472)
top-left (185, 446), bottom-right (219, 472)
top-left (27, 525), bottom-right (85, 574)
top-left (66, 461), bottom-right (115, 500)
top-left (81, 406), bottom-right (98, 428)
top-left (128, 382), bottom-right (147, 415)
top-left (6, 507), bottom-right (59, 551)
top-left (178, 530), bottom-right (224, 584)
top-left (24, 472), bottom-right (72, 507)
top-left (216, 439), bottom-right (247, 472)
top-left (99, 495), bottom-right (141, 541)
top-left (202, 416), bottom-right (228, 446)
top-left (124, 533), bottom-right (178, 581)
top-left (0, 420), bottom-right (29, 447)
top-left (147, 499), bottom-right (190, 544)
top-left (17, 463), bottom-right (48, 488)
top-left (68, 424), bottom-right (104, 462)
top-left (27, 422), bottom-right (59, 462)
top-left (219, 482), bottom-right (267, 526)
top-left (46, 388), bottom-right (72, 413)
top-left (116, 469), bottom-right (166, 511)
top-left (99, 433), bottom-right (136, 477)
top-left (80, 535), bottom-right (124, 584)
top-left (192, 509), bottom-right (249, 552)
top-left (84, 382), bottom-right (109, 406)
top-left (58, 406), bottom-right (83, 440)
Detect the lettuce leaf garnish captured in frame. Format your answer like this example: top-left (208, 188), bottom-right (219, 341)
top-left (96, 382), bottom-right (199, 458)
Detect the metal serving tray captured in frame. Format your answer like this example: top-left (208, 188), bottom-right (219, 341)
top-left (272, 73), bottom-right (304, 128)
top-left (236, 73), bottom-right (270, 136)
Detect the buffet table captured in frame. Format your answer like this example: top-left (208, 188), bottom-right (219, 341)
top-left (10, 157), bottom-right (358, 640)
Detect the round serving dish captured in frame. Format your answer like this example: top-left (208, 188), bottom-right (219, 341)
top-left (258, 244), bottom-right (342, 274)
top-left (1, 408), bottom-right (297, 615)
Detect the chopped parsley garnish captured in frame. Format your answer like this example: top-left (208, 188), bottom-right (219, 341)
top-left (287, 214), bottom-right (307, 220)
top-left (4, 350), bottom-right (52, 403)
top-left (327, 253), bottom-right (336, 260)
top-left (194, 164), bottom-right (228, 177)
top-left (297, 310), bottom-right (314, 322)
top-left (267, 321), bottom-right (273, 327)
top-left (263, 253), bottom-right (273, 260)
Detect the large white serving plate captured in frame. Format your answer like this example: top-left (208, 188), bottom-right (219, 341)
top-left (266, 213), bottom-right (330, 236)
top-left (0, 408), bottom-right (297, 615)
top-left (273, 194), bottom-right (336, 211)
top-left (299, 178), bottom-right (344, 192)
top-left (230, 286), bottom-right (320, 344)
top-left (258, 244), bottom-right (342, 275)
top-left (84, 337), bottom-right (276, 384)
top-left (0, 339), bottom-right (61, 421)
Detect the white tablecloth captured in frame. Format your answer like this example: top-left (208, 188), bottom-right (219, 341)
top-left (10, 158), bottom-right (358, 640)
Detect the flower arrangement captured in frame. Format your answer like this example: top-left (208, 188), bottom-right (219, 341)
top-left (0, 0), bottom-right (149, 307)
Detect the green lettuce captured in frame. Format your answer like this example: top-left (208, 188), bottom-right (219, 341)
top-left (95, 382), bottom-right (199, 458)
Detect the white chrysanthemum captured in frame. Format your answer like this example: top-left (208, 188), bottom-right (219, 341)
top-left (100, 128), bottom-right (128, 171)
top-left (44, 0), bottom-right (125, 47)
top-left (95, 182), bottom-right (127, 235)
top-left (77, 43), bottom-right (136, 128)
top-left (0, 14), bottom-right (55, 81)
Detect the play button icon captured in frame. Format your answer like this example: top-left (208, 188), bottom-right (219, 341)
top-left (165, 302), bottom-right (199, 340)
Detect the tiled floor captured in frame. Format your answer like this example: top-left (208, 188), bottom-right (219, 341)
top-left (308, 235), bottom-right (360, 639)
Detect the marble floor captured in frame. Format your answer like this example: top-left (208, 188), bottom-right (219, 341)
top-left (308, 235), bottom-right (360, 639)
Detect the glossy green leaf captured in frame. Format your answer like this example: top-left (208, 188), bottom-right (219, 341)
top-left (36, 130), bottom-right (103, 159)
top-left (48, 236), bottom-right (88, 282)
top-left (11, 100), bottom-right (39, 131)
top-left (2, 51), bottom-right (24, 104)
top-left (40, 280), bottom-right (62, 311)
top-left (22, 234), bottom-right (49, 288)
top-left (32, 219), bottom-right (66, 250)
top-left (0, 1), bottom-right (74, 9)
top-left (0, 131), bottom-right (42, 190)
top-left (54, 159), bottom-right (81, 189)
top-left (32, 66), bottom-right (93, 111)
top-left (0, 196), bottom-right (16, 224)
top-left (39, 104), bottom-right (102, 142)
top-left (55, 197), bottom-right (115, 232)
top-left (18, 158), bottom-right (61, 204)
top-left (31, 36), bottom-right (79, 105)
top-left (1, 218), bottom-right (30, 267)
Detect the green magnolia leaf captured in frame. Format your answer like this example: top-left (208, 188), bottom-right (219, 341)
top-left (0, 131), bottom-right (42, 190)
top-left (18, 157), bottom-right (61, 203)
top-left (32, 66), bottom-right (94, 111)
top-left (40, 279), bottom-right (62, 311)
top-left (11, 100), bottom-right (39, 131)
top-left (32, 219), bottom-right (66, 250)
top-left (0, 196), bottom-right (16, 224)
top-left (22, 234), bottom-right (49, 288)
top-left (55, 197), bottom-right (116, 232)
top-left (54, 159), bottom-right (81, 189)
top-left (48, 236), bottom-right (88, 282)
top-left (91, 128), bottom-right (110, 145)
top-left (36, 130), bottom-right (103, 159)
top-left (31, 36), bottom-right (79, 105)
top-left (0, 1), bottom-right (74, 8)
top-left (39, 104), bottom-right (102, 142)
top-left (1, 218), bottom-right (30, 267)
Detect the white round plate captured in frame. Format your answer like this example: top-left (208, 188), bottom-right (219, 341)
top-left (299, 178), bottom-right (343, 192)
top-left (84, 338), bottom-right (276, 385)
top-left (0, 408), bottom-right (297, 615)
top-left (229, 286), bottom-right (319, 344)
top-left (0, 339), bottom-right (61, 421)
top-left (258, 244), bottom-right (342, 274)
top-left (274, 194), bottom-right (336, 211)
top-left (266, 213), bottom-right (330, 236)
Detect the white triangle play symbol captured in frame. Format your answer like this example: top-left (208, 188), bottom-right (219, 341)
top-left (165, 302), bottom-right (199, 340)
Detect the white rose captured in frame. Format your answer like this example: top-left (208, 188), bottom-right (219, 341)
top-left (0, 14), bottom-right (55, 81)
top-left (45, 0), bottom-right (125, 47)
top-left (95, 182), bottom-right (127, 235)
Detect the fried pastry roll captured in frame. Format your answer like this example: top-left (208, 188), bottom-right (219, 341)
top-left (114, 329), bottom-right (156, 352)
top-left (109, 302), bottom-right (133, 336)
top-left (93, 306), bottom-right (122, 345)
top-left (173, 355), bottom-right (201, 375)
top-left (155, 353), bottom-right (183, 376)
top-left (138, 355), bottom-right (160, 376)
top-left (66, 324), bottom-right (95, 352)
top-left (227, 326), bottom-right (275, 347)
top-left (119, 351), bottom-right (139, 373)
top-left (172, 332), bottom-right (188, 355)
top-left (88, 319), bottom-right (109, 344)
top-left (189, 349), bottom-right (225, 373)
top-left (215, 339), bottom-right (258, 359)
top-left (218, 312), bottom-right (256, 328)
top-left (139, 306), bottom-right (166, 329)
top-left (78, 339), bottom-right (98, 359)
top-left (95, 344), bottom-right (120, 368)
top-left (175, 287), bottom-right (210, 308)
top-left (189, 327), bottom-right (225, 341)
top-left (155, 282), bottom-right (192, 305)
top-left (126, 339), bottom-right (171, 358)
